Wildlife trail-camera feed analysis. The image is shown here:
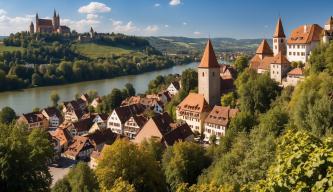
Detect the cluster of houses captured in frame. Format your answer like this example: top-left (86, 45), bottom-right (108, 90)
top-left (250, 16), bottom-right (333, 86)
top-left (16, 79), bottom-right (195, 166)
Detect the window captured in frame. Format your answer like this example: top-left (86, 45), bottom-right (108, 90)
top-left (289, 45), bottom-right (291, 49)
top-left (293, 45), bottom-right (295, 49)
top-left (301, 52), bottom-right (305, 56)
top-left (297, 52), bottom-right (300, 56)
top-left (275, 46), bottom-right (277, 49)
top-left (212, 72), bottom-right (215, 76)
top-left (297, 45), bottom-right (300, 49)
top-left (202, 72), bottom-right (204, 77)
top-left (289, 52), bottom-right (292, 55)
top-left (281, 39), bottom-right (284, 43)
top-left (293, 52), bottom-right (296, 56)
top-left (274, 39), bottom-right (277, 43)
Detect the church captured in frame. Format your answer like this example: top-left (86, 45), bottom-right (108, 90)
top-left (176, 40), bottom-right (237, 134)
top-left (29, 9), bottom-right (70, 34)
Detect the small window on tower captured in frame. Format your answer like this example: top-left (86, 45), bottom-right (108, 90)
top-left (281, 39), bottom-right (284, 43)
top-left (274, 39), bottom-right (277, 43)
top-left (202, 72), bottom-right (204, 77)
top-left (212, 72), bottom-right (215, 76)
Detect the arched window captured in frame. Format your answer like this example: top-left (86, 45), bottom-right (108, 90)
top-left (202, 72), bottom-right (204, 77)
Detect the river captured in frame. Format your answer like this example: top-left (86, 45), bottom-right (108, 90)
top-left (0, 62), bottom-right (198, 114)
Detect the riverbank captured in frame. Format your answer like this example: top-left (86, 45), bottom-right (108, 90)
top-left (0, 62), bottom-right (198, 114)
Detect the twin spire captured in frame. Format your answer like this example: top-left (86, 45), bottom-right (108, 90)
top-left (198, 39), bottom-right (220, 68)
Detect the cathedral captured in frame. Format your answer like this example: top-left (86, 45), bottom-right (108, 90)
top-left (29, 9), bottom-right (70, 34)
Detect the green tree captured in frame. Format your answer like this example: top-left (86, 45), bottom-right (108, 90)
top-left (181, 69), bottom-right (198, 94)
top-left (162, 141), bottom-right (210, 191)
top-left (290, 72), bottom-right (333, 137)
top-left (0, 124), bottom-right (53, 191)
top-left (125, 83), bottom-right (136, 97)
top-left (66, 162), bottom-right (99, 192)
top-left (235, 69), bottom-right (280, 114)
top-left (233, 55), bottom-right (248, 73)
top-left (0, 106), bottom-right (16, 124)
top-left (52, 178), bottom-right (71, 192)
top-left (31, 73), bottom-right (43, 86)
top-left (50, 91), bottom-right (60, 107)
top-left (247, 130), bottom-right (333, 192)
top-left (96, 140), bottom-right (166, 192)
top-left (220, 92), bottom-right (236, 108)
top-left (107, 177), bottom-right (136, 192)
top-left (140, 138), bottom-right (164, 161)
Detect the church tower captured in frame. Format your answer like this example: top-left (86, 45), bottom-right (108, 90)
top-left (35, 13), bottom-right (39, 33)
top-left (198, 40), bottom-right (221, 107)
top-left (30, 22), bottom-right (34, 34)
top-left (53, 9), bottom-right (60, 31)
top-left (273, 17), bottom-right (286, 56)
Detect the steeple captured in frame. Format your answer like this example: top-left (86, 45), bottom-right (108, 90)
top-left (273, 17), bottom-right (286, 38)
top-left (256, 39), bottom-right (273, 55)
top-left (54, 9), bottom-right (56, 18)
top-left (198, 39), bottom-right (220, 68)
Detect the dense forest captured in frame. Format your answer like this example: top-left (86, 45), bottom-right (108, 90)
top-left (0, 32), bottom-right (193, 91)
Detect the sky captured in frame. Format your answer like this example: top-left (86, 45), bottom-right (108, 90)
top-left (0, 0), bottom-right (332, 38)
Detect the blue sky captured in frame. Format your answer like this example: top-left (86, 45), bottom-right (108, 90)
top-left (0, 0), bottom-right (332, 38)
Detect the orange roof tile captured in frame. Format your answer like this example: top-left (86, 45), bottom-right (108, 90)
top-left (258, 56), bottom-right (274, 70)
top-left (198, 40), bottom-right (220, 68)
top-left (287, 24), bottom-right (323, 44)
top-left (256, 39), bottom-right (273, 55)
top-left (272, 52), bottom-right (290, 65)
top-left (326, 16), bottom-right (333, 25)
top-left (204, 106), bottom-right (239, 126)
top-left (288, 68), bottom-right (304, 76)
top-left (273, 17), bottom-right (286, 38)
top-left (177, 93), bottom-right (210, 113)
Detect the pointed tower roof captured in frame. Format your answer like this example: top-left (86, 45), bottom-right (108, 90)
top-left (54, 9), bottom-right (56, 17)
top-left (198, 39), bottom-right (220, 68)
top-left (30, 21), bottom-right (34, 26)
top-left (327, 16), bottom-right (333, 25)
top-left (272, 52), bottom-right (290, 65)
top-left (273, 17), bottom-right (286, 38)
top-left (256, 39), bottom-right (273, 55)
top-left (90, 27), bottom-right (94, 33)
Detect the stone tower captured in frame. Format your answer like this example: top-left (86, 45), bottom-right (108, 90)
top-left (53, 9), bottom-right (60, 30)
top-left (30, 22), bottom-right (34, 34)
top-left (35, 13), bottom-right (39, 33)
top-left (273, 17), bottom-right (286, 56)
top-left (198, 40), bottom-right (221, 107)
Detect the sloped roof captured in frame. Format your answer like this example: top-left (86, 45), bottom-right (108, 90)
top-left (162, 123), bottom-right (193, 146)
top-left (72, 117), bottom-right (94, 133)
top-left (170, 81), bottom-right (180, 90)
top-left (272, 52), bottom-right (290, 65)
top-left (114, 104), bottom-right (145, 123)
top-left (273, 17), bottom-right (286, 38)
top-left (21, 112), bottom-right (46, 123)
top-left (258, 56), bottom-right (274, 70)
top-left (204, 106), bottom-right (239, 126)
top-left (87, 129), bottom-right (118, 147)
top-left (42, 107), bottom-right (62, 119)
top-left (220, 64), bottom-right (237, 80)
top-left (198, 40), bottom-right (220, 68)
top-left (288, 68), bottom-right (304, 76)
top-left (256, 39), bottom-right (273, 55)
top-left (177, 93), bottom-right (210, 113)
top-left (326, 16), bottom-right (333, 25)
top-left (287, 24), bottom-right (323, 44)
top-left (38, 19), bottom-right (52, 26)
top-left (52, 128), bottom-right (72, 146)
top-left (64, 136), bottom-right (94, 158)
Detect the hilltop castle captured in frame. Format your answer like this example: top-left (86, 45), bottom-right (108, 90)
top-left (29, 9), bottom-right (70, 34)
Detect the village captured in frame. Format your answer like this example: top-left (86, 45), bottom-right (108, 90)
top-left (14, 16), bottom-right (333, 171)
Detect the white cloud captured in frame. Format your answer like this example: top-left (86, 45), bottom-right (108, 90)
top-left (144, 25), bottom-right (159, 34)
top-left (170, 0), bottom-right (181, 6)
top-left (0, 9), bottom-right (7, 16)
top-left (78, 2), bottom-right (111, 14)
top-left (111, 19), bottom-right (138, 34)
top-left (182, 22), bottom-right (187, 25)
top-left (154, 3), bottom-right (161, 7)
top-left (164, 24), bottom-right (169, 28)
top-left (86, 13), bottom-right (99, 20)
top-left (193, 31), bottom-right (201, 35)
top-left (0, 10), bottom-right (34, 35)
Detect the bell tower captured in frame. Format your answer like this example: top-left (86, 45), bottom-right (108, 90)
top-left (198, 40), bottom-right (221, 107)
top-left (273, 17), bottom-right (287, 56)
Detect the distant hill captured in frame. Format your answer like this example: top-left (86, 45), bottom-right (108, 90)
top-left (145, 36), bottom-right (268, 55)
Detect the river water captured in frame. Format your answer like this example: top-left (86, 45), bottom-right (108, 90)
top-left (0, 62), bottom-right (198, 114)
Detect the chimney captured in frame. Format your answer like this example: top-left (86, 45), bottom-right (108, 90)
top-left (304, 25), bottom-right (307, 33)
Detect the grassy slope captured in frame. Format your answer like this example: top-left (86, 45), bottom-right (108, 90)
top-left (72, 43), bottom-right (144, 59)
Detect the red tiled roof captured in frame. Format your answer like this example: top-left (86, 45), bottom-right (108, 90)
top-left (177, 93), bottom-right (210, 113)
top-left (162, 123), bottom-right (193, 146)
top-left (21, 112), bottom-right (46, 123)
top-left (64, 136), bottom-right (94, 158)
top-left (38, 19), bottom-right (52, 26)
top-left (114, 104), bottom-right (145, 123)
top-left (273, 17), bottom-right (286, 38)
top-left (288, 68), bottom-right (304, 76)
top-left (256, 39), bottom-right (273, 55)
top-left (272, 52), bottom-right (290, 65)
top-left (198, 40), bottom-right (220, 68)
top-left (52, 128), bottom-right (72, 146)
top-left (205, 106), bottom-right (239, 126)
top-left (287, 24), bottom-right (323, 44)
